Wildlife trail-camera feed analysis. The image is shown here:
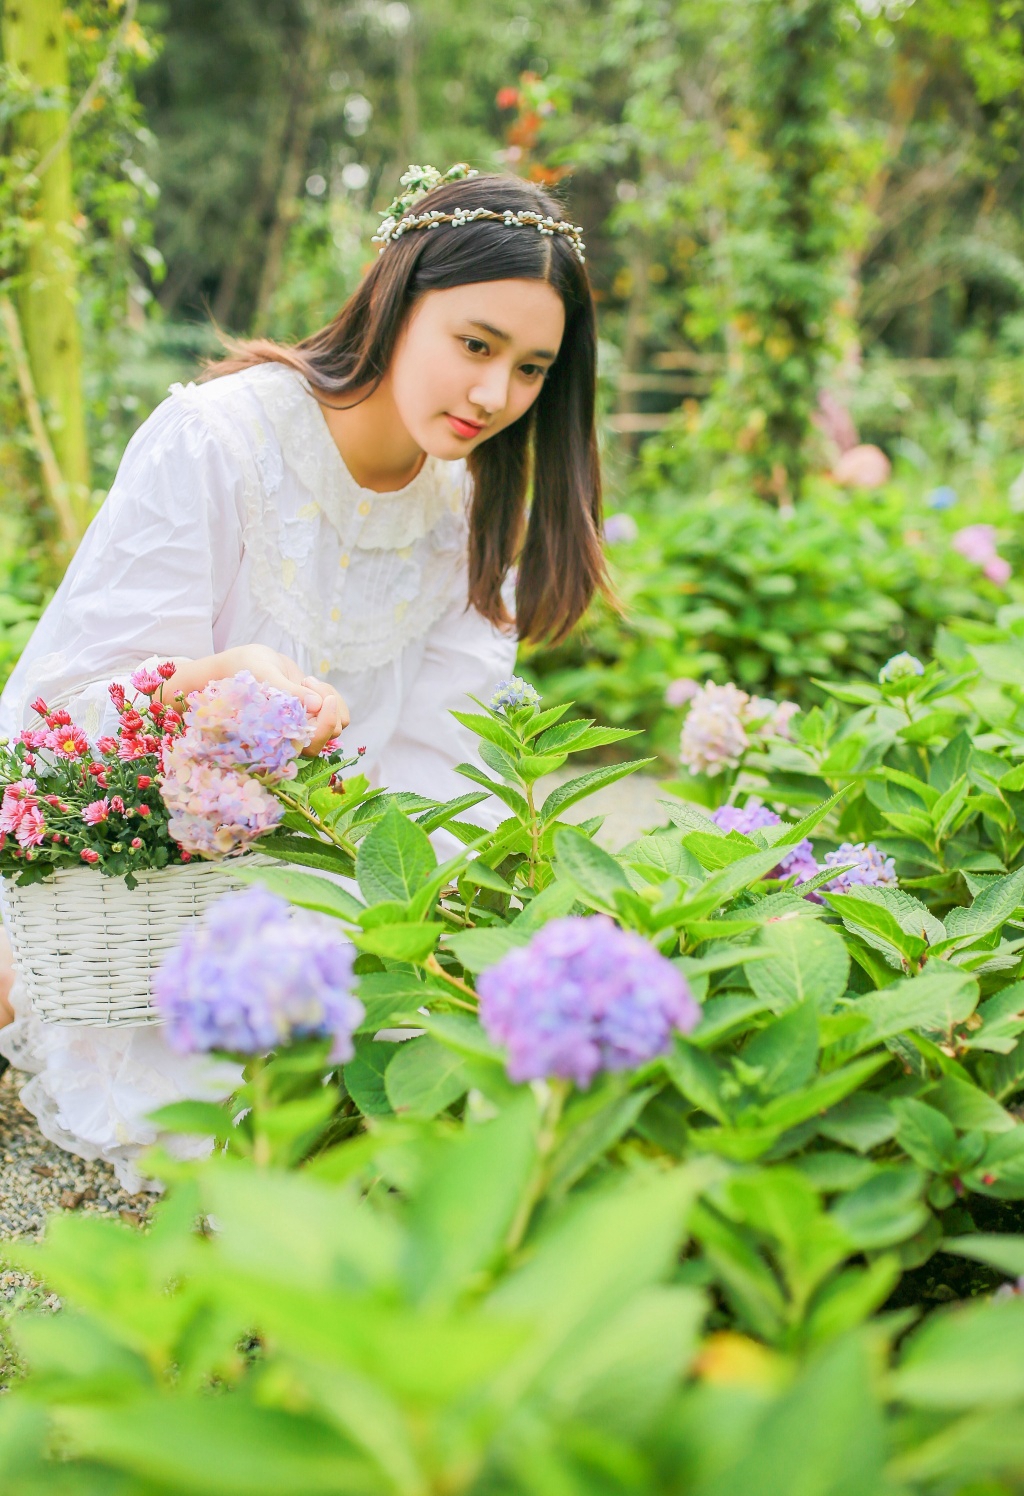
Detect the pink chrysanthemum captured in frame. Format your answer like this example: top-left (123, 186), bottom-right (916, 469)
top-left (130, 667), bottom-right (164, 696)
top-left (82, 798), bottom-right (110, 826)
top-left (45, 724), bottom-right (89, 760)
top-left (14, 805), bottom-right (46, 848)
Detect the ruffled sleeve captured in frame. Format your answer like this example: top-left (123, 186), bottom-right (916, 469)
top-left (0, 393), bottom-right (247, 739)
top-left (375, 599), bottom-right (518, 829)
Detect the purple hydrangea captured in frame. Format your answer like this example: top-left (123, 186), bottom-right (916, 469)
top-left (153, 887), bottom-right (363, 1059)
top-left (478, 915), bottom-right (700, 1087)
top-left (711, 800), bottom-right (817, 884)
top-left (819, 841), bottom-right (897, 896)
top-left (603, 512), bottom-right (639, 545)
top-left (490, 676), bottom-right (541, 713)
top-left (183, 670), bottom-right (312, 779)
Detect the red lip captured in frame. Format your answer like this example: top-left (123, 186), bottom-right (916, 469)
top-left (446, 414), bottom-right (485, 439)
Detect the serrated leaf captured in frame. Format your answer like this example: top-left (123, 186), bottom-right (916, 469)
top-left (745, 919), bottom-right (850, 1014)
top-left (384, 1036), bottom-right (470, 1118)
top-left (553, 826), bottom-right (630, 911)
top-left (235, 865), bottom-right (365, 922)
top-left (455, 763), bottom-right (529, 820)
top-left (355, 805), bottom-right (436, 905)
top-left (541, 759), bottom-right (654, 823)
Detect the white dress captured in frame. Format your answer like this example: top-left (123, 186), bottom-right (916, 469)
top-left (0, 363), bottom-right (516, 1189)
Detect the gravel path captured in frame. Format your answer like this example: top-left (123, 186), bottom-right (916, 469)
top-left (0, 1067), bottom-right (151, 1242)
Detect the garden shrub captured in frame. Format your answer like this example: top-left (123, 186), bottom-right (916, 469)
top-left (526, 478), bottom-right (1017, 761)
top-left (6, 660), bottom-right (1024, 1487)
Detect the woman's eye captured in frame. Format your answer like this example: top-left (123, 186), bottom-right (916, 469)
top-left (520, 363), bottom-right (546, 380)
top-left (462, 337), bottom-right (489, 355)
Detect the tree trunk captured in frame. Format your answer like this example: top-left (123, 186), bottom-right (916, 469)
top-left (3, 0), bottom-right (90, 539)
top-left (251, 12), bottom-right (329, 332)
top-left (212, 91), bottom-right (291, 329)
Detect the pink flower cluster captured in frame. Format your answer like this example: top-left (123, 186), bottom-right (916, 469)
top-left (159, 672), bottom-right (312, 858)
top-left (952, 525), bottom-right (1012, 586)
top-left (0, 780), bottom-right (45, 849)
top-left (678, 683), bottom-right (799, 777)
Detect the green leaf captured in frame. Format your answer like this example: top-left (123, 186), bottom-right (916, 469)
top-left (352, 922), bottom-right (442, 962)
top-left (929, 1075), bottom-right (1016, 1134)
top-left (942, 1233), bottom-right (1024, 1279)
top-left (236, 865), bottom-right (365, 922)
top-left (824, 891), bottom-right (927, 964)
top-left (831, 1166), bottom-right (930, 1252)
top-left (147, 1100), bottom-right (233, 1140)
top-left (55, 1397), bottom-right (376, 1494)
top-left (384, 1036), bottom-right (470, 1118)
top-left (450, 709), bottom-right (524, 756)
top-left (842, 968), bottom-right (979, 1049)
top-left (355, 805), bottom-right (436, 906)
top-left (513, 881), bottom-right (580, 930)
top-left (893, 1296), bottom-right (1024, 1407)
top-left (755, 1054), bottom-right (890, 1133)
top-left (445, 925), bottom-right (530, 973)
top-left (257, 832), bottom-right (356, 878)
top-left (660, 800), bottom-right (723, 836)
top-left (683, 830), bottom-right (759, 869)
top-left (343, 1038), bottom-right (394, 1116)
top-left (455, 762), bottom-right (529, 820)
top-left (678, 847), bottom-right (794, 920)
top-left (553, 825), bottom-right (630, 911)
top-left (406, 1096), bottom-right (538, 1308)
top-left (742, 1000), bottom-right (819, 1095)
top-left (891, 1098), bottom-right (958, 1172)
top-left (415, 792), bottom-right (489, 833)
top-left (547, 1085), bottom-right (655, 1196)
top-left (971, 642), bottom-right (1024, 688)
top-left (772, 787), bottom-right (849, 847)
top-left (818, 1093), bottom-right (897, 1153)
top-left (459, 861), bottom-right (514, 895)
top-left (664, 1042), bottom-right (730, 1123)
top-left (540, 759), bottom-right (654, 824)
top-left (746, 919), bottom-right (850, 1014)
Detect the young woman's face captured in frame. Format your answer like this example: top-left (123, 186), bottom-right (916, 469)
top-left (388, 278), bottom-right (566, 459)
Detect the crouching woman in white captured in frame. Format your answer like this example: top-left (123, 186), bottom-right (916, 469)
top-left (0, 167), bottom-right (606, 1188)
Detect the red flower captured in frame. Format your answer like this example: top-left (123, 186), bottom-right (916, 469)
top-left (110, 796), bottom-right (126, 814)
top-left (109, 683), bottom-right (126, 709)
top-left (130, 837), bottom-right (143, 849)
top-left (180, 850), bottom-right (192, 863)
top-left (497, 86), bottom-right (520, 109)
top-left (157, 661), bottom-right (176, 680)
top-left (136, 775), bottom-right (152, 789)
top-left (96, 736), bottom-right (118, 755)
top-left (80, 848), bottom-right (100, 864)
top-left (47, 708), bottom-right (71, 728)
top-left (16, 728), bottom-right (47, 749)
top-left (135, 804), bottom-right (151, 818)
top-left (45, 725), bottom-right (90, 760)
top-left (29, 697), bottom-right (49, 717)
top-left (120, 710), bottom-right (144, 733)
top-left (357, 745), bottom-right (367, 756)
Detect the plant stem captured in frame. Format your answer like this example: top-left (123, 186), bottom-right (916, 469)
top-left (424, 954), bottom-right (478, 1007)
top-left (504, 1078), bottom-right (569, 1256)
top-left (250, 1057), bottom-right (271, 1167)
top-left (271, 784), bottom-right (358, 859)
top-left (525, 782), bottom-right (539, 888)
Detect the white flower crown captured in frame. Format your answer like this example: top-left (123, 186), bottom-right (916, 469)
top-left (371, 162), bottom-right (586, 265)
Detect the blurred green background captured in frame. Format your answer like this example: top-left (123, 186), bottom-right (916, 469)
top-left (3, 0), bottom-right (1024, 758)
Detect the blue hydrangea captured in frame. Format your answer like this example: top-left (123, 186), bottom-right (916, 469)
top-left (711, 801), bottom-right (817, 884)
top-left (154, 887), bottom-right (363, 1059)
top-left (878, 652), bottom-right (925, 685)
top-left (478, 915), bottom-right (700, 1087)
top-left (926, 485), bottom-right (957, 510)
top-left (819, 842), bottom-right (897, 896)
top-left (490, 677), bottom-right (541, 714)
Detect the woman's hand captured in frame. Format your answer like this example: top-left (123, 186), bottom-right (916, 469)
top-left (159, 645), bottom-right (350, 756)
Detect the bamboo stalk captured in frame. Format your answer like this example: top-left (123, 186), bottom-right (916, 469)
top-left (30, 0), bottom-right (140, 186)
top-left (0, 293), bottom-right (80, 549)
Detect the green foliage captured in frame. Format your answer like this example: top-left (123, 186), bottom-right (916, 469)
top-left (526, 479), bottom-right (1005, 759)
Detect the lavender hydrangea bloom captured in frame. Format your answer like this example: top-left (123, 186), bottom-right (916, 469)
top-left (490, 676), bottom-right (541, 713)
top-left (819, 841), bottom-right (897, 896)
top-left (710, 800), bottom-right (817, 883)
top-left (603, 512), bottom-right (639, 545)
top-left (478, 915), bottom-right (699, 1087)
top-left (184, 670), bottom-right (312, 779)
top-left (160, 741), bottom-right (284, 857)
top-left (154, 887), bottom-right (363, 1059)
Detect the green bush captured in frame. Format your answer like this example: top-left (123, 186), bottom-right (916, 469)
top-left (6, 665), bottom-right (1024, 1487)
top-left (527, 477), bottom-right (1019, 762)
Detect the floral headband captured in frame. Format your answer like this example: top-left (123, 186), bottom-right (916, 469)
top-left (371, 162), bottom-right (586, 265)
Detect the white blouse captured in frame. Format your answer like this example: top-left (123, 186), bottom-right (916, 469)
top-left (0, 362), bottom-right (517, 806)
top-left (0, 362), bottom-right (518, 1192)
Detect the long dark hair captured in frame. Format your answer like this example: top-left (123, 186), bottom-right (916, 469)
top-left (204, 173), bottom-right (606, 643)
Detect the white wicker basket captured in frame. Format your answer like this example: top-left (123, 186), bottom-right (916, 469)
top-left (0, 857), bottom-right (269, 1027)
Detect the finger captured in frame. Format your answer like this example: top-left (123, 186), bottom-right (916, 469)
top-left (266, 668), bottom-right (321, 713)
top-left (303, 697), bottom-right (344, 756)
top-left (301, 675), bottom-right (348, 728)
